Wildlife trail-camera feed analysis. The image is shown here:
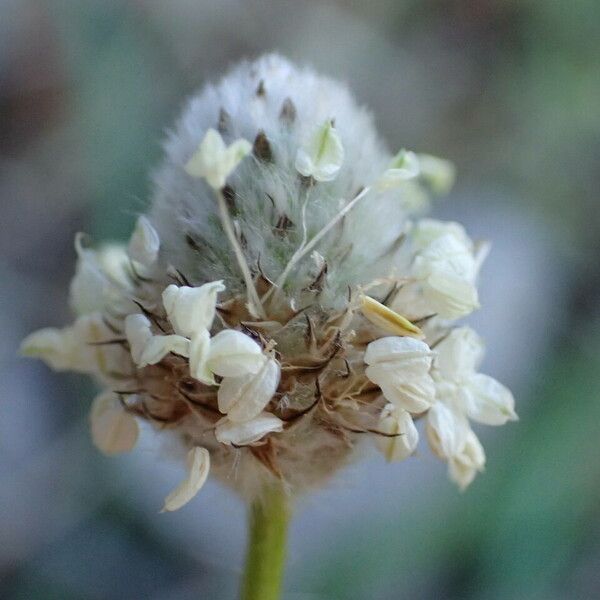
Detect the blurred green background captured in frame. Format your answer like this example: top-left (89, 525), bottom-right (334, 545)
top-left (1, 1), bottom-right (599, 598)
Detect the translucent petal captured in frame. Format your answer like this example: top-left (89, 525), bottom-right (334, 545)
top-left (295, 120), bottom-right (344, 182)
top-left (124, 313), bottom-right (153, 364)
top-left (215, 413), bottom-right (283, 446)
top-left (139, 334), bottom-right (190, 367)
top-left (90, 392), bottom-right (139, 455)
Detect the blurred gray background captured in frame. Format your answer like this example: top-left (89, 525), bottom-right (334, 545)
top-left (1, 1), bottom-right (599, 598)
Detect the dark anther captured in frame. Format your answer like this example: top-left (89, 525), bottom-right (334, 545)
top-left (256, 79), bottom-right (266, 97)
top-left (279, 97), bottom-right (296, 123)
top-left (186, 233), bottom-right (202, 252)
top-left (274, 213), bottom-right (294, 235)
top-left (253, 130), bottom-right (273, 162)
top-left (218, 107), bottom-right (231, 133)
top-left (222, 185), bottom-right (237, 213)
top-left (306, 262), bottom-right (328, 292)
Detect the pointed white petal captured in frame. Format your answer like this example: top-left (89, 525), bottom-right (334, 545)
top-left (128, 216), bottom-right (160, 267)
top-left (465, 373), bottom-right (518, 425)
top-left (162, 447), bottom-right (210, 512)
top-left (90, 392), bottom-right (139, 455)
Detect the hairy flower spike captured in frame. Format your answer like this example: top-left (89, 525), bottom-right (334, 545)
top-left (22, 54), bottom-right (515, 509)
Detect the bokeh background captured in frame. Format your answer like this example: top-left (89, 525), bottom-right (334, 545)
top-left (2, 1), bottom-right (599, 598)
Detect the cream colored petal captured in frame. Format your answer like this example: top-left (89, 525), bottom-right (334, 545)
top-left (128, 215), bottom-right (160, 267)
top-left (185, 129), bottom-right (251, 190)
top-left (376, 404), bottom-right (419, 462)
top-left (215, 412), bottom-right (284, 446)
top-left (360, 296), bottom-right (424, 338)
top-left (90, 392), bottom-right (139, 455)
top-left (162, 447), bottom-right (210, 512)
top-left (189, 329), bottom-right (215, 385)
top-left (426, 402), bottom-right (469, 458)
top-left (217, 358), bottom-right (280, 423)
top-left (364, 336), bottom-right (432, 366)
top-left (448, 429), bottom-right (485, 490)
top-left (162, 281), bottom-right (225, 337)
top-left (207, 329), bottom-right (265, 377)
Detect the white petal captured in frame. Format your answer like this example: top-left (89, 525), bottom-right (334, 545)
top-left (128, 216), bottom-right (160, 267)
top-left (162, 447), bottom-right (210, 512)
top-left (189, 329), bottom-right (215, 385)
top-left (207, 329), bottom-right (265, 377)
top-left (90, 392), bottom-right (139, 455)
top-left (139, 334), bottom-right (190, 367)
top-left (417, 154), bottom-right (455, 195)
top-left (185, 129), bottom-right (251, 190)
top-left (448, 430), bottom-right (486, 490)
top-left (434, 327), bottom-right (484, 380)
top-left (426, 402), bottom-right (469, 458)
top-left (21, 314), bottom-right (131, 377)
top-left (465, 373), bottom-right (518, 425)
top-left (162, 281), bottom-right (225, 337)
top-left (215, 412), bottom-right (284, 446)
top-left (69, 234), bottom-right (110, 315)
top-left (295, 120), bottom-right (344, 182)
top-left (124, 313), bottom-right (153, 364)
top-left (218, 358), bottom-right (281, 423)
top-left (376, 404), bottom-right (419, 462)
top-left (364, 337), bottom-right (435, 412)
top-left (376, 149), bottom-right (420, 191)
top-left (364, 336), bottom-right (432, 365)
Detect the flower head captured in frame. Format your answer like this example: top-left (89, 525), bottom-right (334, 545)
top-left (21, 54), bottom-right (515, 509)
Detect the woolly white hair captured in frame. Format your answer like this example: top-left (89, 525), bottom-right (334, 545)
top-left (151, 54), bottom-right (425, 308)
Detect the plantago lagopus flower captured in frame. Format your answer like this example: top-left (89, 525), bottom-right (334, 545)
top-left (21, 54), bottom-right (516, 510)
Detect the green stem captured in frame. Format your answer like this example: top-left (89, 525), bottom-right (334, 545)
top-left (241, 486), bottom-right (291, 600)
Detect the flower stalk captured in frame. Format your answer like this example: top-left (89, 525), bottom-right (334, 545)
top-left (241, 485), bottom-right (291, 600)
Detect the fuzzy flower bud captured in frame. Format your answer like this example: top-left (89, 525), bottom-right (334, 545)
top-left (22, 55), bottom-right (515, 504)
